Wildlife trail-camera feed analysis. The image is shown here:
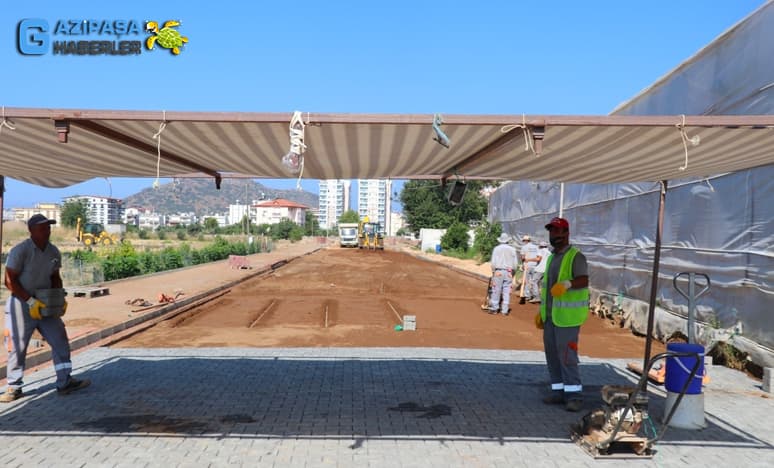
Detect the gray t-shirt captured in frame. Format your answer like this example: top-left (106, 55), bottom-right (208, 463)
top-left (490, 243), bottom-right (519, 271)
top-left (545, 245), bottom-right (588, 317)
top-left (5, 238), bottom-right (62, 297)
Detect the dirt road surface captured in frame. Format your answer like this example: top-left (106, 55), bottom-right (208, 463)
top-left (116, 248), bottom-right (659, 358)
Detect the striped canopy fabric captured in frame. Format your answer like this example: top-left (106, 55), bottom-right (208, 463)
top-left (1, 108), bottom-right (772, 187)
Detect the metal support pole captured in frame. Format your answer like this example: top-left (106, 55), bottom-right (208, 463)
top-left (643, 180), bottom-right (668, 373)
top-left (673, 272), bottom-right (711, 344)
top-left (559, 182), bottom-right (565, 218)
top-left (0, 176), bottom-right (4, 294)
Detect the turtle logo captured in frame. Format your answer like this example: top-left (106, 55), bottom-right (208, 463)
top-left (145, 20), bottom-right (188, 55)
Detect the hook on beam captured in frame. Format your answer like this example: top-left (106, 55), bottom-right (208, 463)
top-left (54, 120), bottom-right (70, 143)
top-left (532, 126), bottom-right (545, 155)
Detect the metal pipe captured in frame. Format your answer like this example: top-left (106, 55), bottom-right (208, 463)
top-left (559, 183), bottom-right (565, 218)
top-left (0, 176), bottom-right (4, 292)
top-left (643, 180), bottom-right (668, 372)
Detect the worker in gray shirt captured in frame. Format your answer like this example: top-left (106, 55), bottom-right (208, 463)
top-left (2, 214), bottom-right (91, 403)
top-left (488, 233), bottom-right (519, 315)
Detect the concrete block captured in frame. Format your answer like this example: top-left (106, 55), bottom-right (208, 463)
top-left (763, 367), bottom-right (773, 393)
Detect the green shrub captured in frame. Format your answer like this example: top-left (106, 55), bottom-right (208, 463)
top-left (176, 231), bottom-right (186, 241)
top-left (102, 242), bottom-right (141, 281)
top-left (441, 222), bottom-right (470, 251)
top-left (473, 221), bottom-right (502, 262)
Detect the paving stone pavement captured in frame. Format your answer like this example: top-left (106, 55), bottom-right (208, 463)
top-left (1, 347), bottom-right (772, 467)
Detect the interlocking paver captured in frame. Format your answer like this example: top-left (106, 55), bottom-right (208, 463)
top-left (1, 347), bottom-right (773, 466)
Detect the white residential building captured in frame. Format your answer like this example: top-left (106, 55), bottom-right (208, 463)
top-left (166, 212), bottom-right (197, 226)
top-left (228, 203), bottom-right (250, 226)
top-left (137, 209), bottom-right (164, 230)
top-left (357, 179), bottom-right (391, 234)
top-left (318, 179), bottom-right (351, 229)
top-left (12, 203), bottom-right (61, 226)
top-left (124, 207), bottom-right (141, 226)
top-left (254, 199), bottom-right (308, 226)
top-left (389, 211), bottom-right (405, 236)
top-left (63, 195), bottom-right (124, 225)
top-left (202, 214), bottom-right (229, 228)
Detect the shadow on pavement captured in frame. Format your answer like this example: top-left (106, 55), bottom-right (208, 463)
top-left (0, 354), bottom-right (770, 452)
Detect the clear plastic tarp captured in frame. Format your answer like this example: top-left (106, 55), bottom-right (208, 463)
top-left (489, 3), bottom-right (774, 367)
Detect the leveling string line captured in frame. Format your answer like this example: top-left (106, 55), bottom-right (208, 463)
top-left (0, 106), bottom-right (16, 135)
top-left (500, 114), bottom-right (537, 156)
top-left (676, 114), bottom-right (701, 171)
top-left (152, 110), bottom-right (167, 189)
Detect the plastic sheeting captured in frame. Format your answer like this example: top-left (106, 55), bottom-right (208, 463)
top-left (489, 3), bottom-right (774, 367)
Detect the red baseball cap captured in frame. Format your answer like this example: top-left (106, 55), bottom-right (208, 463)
top-left (545, 217), bottom-right (569, 230)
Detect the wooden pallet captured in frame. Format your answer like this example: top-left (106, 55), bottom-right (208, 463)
top-left (68, 287), bottom-right (110, 298)
top-left (626, 362), bottom-right (665, 384)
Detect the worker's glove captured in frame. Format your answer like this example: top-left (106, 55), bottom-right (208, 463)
top-left (26, 297), bottom-right (46, 320)
top-left (534, 312), bottom-right (544, 330)
top-left (550, 280), bottom-right (572, 297)
top-left (62, 300), bottom-right (68, 316)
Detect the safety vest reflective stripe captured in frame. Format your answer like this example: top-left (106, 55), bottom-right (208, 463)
top-left (554, 299), bottom-right (589, 309)
top-left (564, 384), bottom-right (582, 392)
top-left (54, 362), bottom-right (72, 371)
top-left (551, 383), bottom-right (564, 390)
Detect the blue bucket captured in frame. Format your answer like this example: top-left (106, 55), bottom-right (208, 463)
top-left (665, 343), bottom-right (705, 394)
top-left (435, 244), bottom-right (442, 253)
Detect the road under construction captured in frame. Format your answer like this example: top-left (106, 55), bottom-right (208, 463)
top-left (112, 247), bottom-right (656, 357)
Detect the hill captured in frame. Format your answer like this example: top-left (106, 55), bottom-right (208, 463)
top-left (123, 178), bottom-right (318, 215)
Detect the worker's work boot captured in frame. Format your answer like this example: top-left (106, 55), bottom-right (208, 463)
top-left (565, 397), bottom-right (584, 412)
top-left (542, 391), bottom-right (564, 405)
top-left (0, 387), bottom-right (23, 403)
top-left (518, 297), bottom-right (526, 305)
top-left (57, 377), bottom-right (91, 396)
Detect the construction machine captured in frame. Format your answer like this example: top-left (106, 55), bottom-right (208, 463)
top-left (76, 217), bottom-right (121, 246)
top-left (357, 216), bottom-right (384, 250)
top-left (338, 223), bottom-right (359, 248)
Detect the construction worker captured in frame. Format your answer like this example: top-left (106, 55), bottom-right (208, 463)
top-left (530, 240), bottom-right (552, 303)
top-left (487, 233), bottom-right (518, 315)
top-left (539, 217), bottom-right (589, 412)
top-left (2, 214), bottom-right (91, 403)
top-left (519, 235), bottom-right (540, 304)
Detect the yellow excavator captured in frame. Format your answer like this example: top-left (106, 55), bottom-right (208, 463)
top-left (357, 216), bottom-right (384, 250)
top-left (76, 217), bottom-right (120, 246)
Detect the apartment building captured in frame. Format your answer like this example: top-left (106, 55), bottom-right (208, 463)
top-left (318, 179), bottom-right (351, 229)
top-left (357, 179), bottom-right (391, 234)
top-left (63, 195), bottom-right (124, 225)
top-left (12, 203), bottom-right (61, 226)
top-left (254, 198), bottom-right (308, 226)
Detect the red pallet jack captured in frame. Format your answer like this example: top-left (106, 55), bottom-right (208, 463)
top-left (571, 349), bottom-right (702, 459)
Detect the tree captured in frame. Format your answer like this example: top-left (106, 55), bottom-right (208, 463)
top-left (473, 221), bottom-right (502, 262)
top-left (399, 180), bottom-right (492, 235)
top-left (203, 217), bottom-right (219, 233)
top-left (270, 218), bottom-right (300, 240)
top-left (305, 210), bottom-right (320, 236)
top-left (338, 209), bottom-right (360, 224)
top-left (441, 222), bottom-right (470, 251)
top-left (60, 199), bottom-right (89, 228)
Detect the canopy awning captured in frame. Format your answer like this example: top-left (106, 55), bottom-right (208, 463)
top-left (1, 108), bottom-right (773, 187)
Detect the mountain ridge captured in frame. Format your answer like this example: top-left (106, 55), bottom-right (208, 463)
top-left (123, 178), bottom-right (318, 216)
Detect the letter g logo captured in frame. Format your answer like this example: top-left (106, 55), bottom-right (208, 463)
top-left (17, 19), bottom-right (49, 55)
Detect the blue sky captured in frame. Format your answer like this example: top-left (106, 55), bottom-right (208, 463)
top-left (0, 1), bottom-right (764, 210)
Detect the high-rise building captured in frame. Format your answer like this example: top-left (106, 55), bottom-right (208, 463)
top-left (318, 180), bottom-right (351, 229)
top-left (357, 179), bottom-right (391, 234)
top-left (63, 195), bottom-right (124, 225)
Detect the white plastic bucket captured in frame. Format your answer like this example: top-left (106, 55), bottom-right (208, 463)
top-left (664, 392), bottom-right (706, 429)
